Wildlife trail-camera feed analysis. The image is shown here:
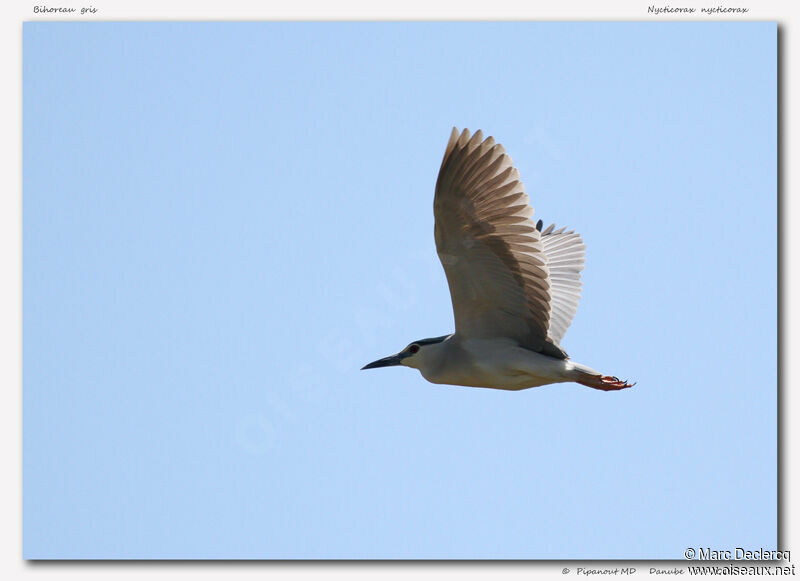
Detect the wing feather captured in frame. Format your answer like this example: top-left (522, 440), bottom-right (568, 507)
top-left (539, 224), bottom-right (586, 345)
top-left (434, 127), bottom-right (566, 358)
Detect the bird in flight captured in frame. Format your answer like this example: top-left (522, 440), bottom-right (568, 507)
top-left (362, 128), bottom-right (634, 392)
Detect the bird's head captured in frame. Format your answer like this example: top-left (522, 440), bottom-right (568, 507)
top-left (361, 335), bottom-right (451, 371)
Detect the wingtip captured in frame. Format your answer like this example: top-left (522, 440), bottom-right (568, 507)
top-left (449, 127), bottom-right (495, 148)
top-left (457, 127), bottom-right (471, 147)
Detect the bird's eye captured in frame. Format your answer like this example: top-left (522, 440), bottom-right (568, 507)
top-left (409, 344), bottom-right (420, 354)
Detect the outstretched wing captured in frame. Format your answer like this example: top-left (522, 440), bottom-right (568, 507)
top-left (538, 222), bottom-right (586, 345)
top-left (434, 127), bottom-right (566, 359)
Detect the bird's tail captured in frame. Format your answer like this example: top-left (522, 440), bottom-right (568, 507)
top-left (568, 362), bottom-right (635, 392)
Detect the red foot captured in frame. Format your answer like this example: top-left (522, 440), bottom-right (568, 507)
top-left (598, 375), bottom-right (635, 391)
top-left (578, 375), bottom-right (636, 391)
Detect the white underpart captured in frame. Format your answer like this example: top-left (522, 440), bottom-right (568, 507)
top-left (402, 336), bottom-right (601, 391)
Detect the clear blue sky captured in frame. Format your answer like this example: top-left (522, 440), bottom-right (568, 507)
top-left (23, 22), bottom-right (776, 559)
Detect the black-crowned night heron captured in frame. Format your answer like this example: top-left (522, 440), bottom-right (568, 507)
top-left (362, 128), bottom-right (634, 392)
